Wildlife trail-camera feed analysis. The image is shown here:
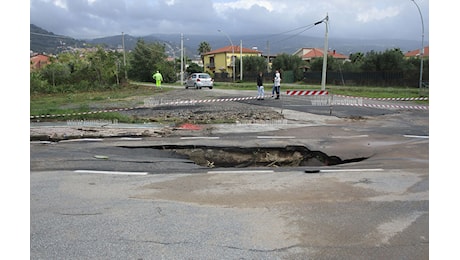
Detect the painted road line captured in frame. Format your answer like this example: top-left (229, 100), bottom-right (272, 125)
top-left (331, 135), bottom-right (369, 139)
top-left (119, 137), bottom-right (143, 140)
top-left (308, 168), bottom-right (384, 173)
top-left (403, 135), bottom-right (429, 139)
top-left (30, 141), bottom-right (53, 144)
top-left (257, 136), bottom-right (296, 139)
top-left (208, 170), bottom-right (275, 174)
top-left (60, 138), bottom-right (104, 143)
top-left (74, 170), bottom-right (149, 175)
top-left (180, 137), bottom-right (220, 140)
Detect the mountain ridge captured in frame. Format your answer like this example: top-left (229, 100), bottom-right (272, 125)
top-left (30, 24), bottom-right (426, 58)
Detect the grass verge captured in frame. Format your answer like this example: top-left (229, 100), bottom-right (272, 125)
top-left (30, 82), bottom-right (428, 123)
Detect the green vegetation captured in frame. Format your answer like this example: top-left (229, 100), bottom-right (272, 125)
top-left (30, 84), bottom-right (163, 122)
top-left (31, 82), bottom-right (428, 123)
top-left (212, 82), bottom-right (425, 99)
top-left (30, 40), bottom-right (428, 123)
top-left (326, 85), bottom-right (424, 99)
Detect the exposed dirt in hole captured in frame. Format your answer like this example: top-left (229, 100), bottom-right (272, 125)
top-left (122, 145), bottom-right (368, 168)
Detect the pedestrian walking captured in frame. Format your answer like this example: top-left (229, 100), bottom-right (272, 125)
top-left (256, 71), bottom-right (265, 100)
top-left (152, 70), bottom-right (163, 89)
top-left (273, 69), bottom-right (281, 99)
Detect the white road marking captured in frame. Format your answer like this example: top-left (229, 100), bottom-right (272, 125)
top-left (208, 170), bottom-right (275, 174)
top-left (30, 141), bottom-right (53, 144)
top-left (119, 137), bottom-right (143, 140)
top-left (331, 135), bottom-right (369, 138)
top-left (403, 135), bottom-right (429, 139)
top-left (180, 137), bottom-right (220, 140)
top-left (257, 136), bottom-right (296, 139)
top-left (74, 170), bottom-right (148, 175)
top-left (318, 168), bottom-right (384, 173)
top-left (60, 138), bottom-right (104, 143)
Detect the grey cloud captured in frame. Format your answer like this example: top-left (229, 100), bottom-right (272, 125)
top-left (30, 0), bottom-right (429, 41)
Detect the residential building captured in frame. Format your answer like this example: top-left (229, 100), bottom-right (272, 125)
top-left (292, 48), bottom-right (349, 72)
top-left (405, 46), bottom-right (429, 59)
top-left (202, 45), bottom-right (262, 77)
top-left (293, 47), bottom-right (349, 62)
top-left (30, 54), bottom-right (51, 71)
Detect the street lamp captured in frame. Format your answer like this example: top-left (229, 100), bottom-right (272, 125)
top-left (315, 14), bottom-right (329, 91)
top-left (218, 29), bottom-right (235, 82)
top-left (410, 0), bottom-right (425, 92)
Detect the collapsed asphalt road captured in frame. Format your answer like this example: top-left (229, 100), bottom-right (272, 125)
top-left (30, 88), bottom-right (429, 259)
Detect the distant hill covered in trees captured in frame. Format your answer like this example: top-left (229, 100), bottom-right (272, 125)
top-left (30, 24), bottom-right (88, 54)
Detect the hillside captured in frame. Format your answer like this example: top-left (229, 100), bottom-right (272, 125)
top-left (30, 24), bottom-right (425, 57)
top-left (30, 24), bottom-right (87, 54)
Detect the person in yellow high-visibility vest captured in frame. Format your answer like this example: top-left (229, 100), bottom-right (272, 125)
top-left (152, 70), bottom-right (163, 89)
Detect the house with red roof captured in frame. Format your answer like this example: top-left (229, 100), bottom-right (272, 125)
top-left (202, 45), bottom-right (262, 77)
top-left (293, 48), bottom-right (349, 62)
top-left (30, 54), bottom-right (51, 71)
top-left (405, 46), bottom-right (429, 59)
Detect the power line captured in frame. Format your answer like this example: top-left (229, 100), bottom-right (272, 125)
top-left (243, 23), bottom-right (317, 42)
top-left (272, 24), bottom-right (316, 44)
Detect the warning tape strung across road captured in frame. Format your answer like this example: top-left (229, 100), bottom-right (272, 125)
top-left (30, 107), bottom-right (140, 119)
top-left (284, 90), bottom-right (428, 110)
top-left (333, 102), bottom-right (428, 110)
top-left (333, 94), bottom-right (428, 101)
top-left (286, 91), bottom-right (428, 101)
top-left (286, 90), bottom-right (329, 96)
top-left (30, 96), bottom-right (260, 119)
top-left (30, 93), bottom-right (429, 119)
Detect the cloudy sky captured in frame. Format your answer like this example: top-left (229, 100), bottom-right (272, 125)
top-left (30, 0), bottom-right (430, 41)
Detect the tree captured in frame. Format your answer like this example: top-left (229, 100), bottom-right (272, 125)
top-left (271, 53), bottom-right (306, 81)
top-left (310, 56), bottom-right (338, 72)
top-left (186, 63), bottom-right (203, 74)
top-left (235, 56), bottom-right (266, 75)
top-left (128, 39), bottom-right (168, 82)
top-left (361, 48), bottom-right (408, 72)
top-left (198, 41), bottom-right (212, 65)
top-left (342, 52), bottom-right (364, 72)
top-left (349, 52), bottom-right (364, 64)
top-left (40, 62), bottom-right (71, 87)
top-left (86, 47), bottom-right (120, 85)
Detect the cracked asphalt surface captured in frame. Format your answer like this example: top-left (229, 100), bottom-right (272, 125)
top-left (30, 86), bottom-right (429, 259)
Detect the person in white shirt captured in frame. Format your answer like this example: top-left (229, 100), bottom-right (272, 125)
top-left (273, 70), bottom-right (281, 99)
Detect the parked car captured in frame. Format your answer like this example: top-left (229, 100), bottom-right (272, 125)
top-left (185, 73), bottom-right (213, 89)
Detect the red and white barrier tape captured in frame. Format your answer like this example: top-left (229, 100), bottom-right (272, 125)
top-left (334, 103), bottom-right (428, 110)
top-left (286, 90), bottom-right (329, 96)
top-left (333, 94), bottom-right (428, 101)
top-left (30, 96), bottom-right (260, 119)
top-left (30, 93), bottom-right (429, 119)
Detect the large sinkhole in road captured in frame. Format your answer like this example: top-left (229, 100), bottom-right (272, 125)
top-left (136, 145), bottom-right (368, 168)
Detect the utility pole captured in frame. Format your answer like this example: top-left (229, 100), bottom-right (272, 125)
top-left (314, 14), bottom-right (329, 91)
top-left (266, 40), bottom-right (270, 73)
top-left (240, 40), bottom-right (243, 81)
top-left (180, 33), bottom-right (184, 84)
top-left (122, 32), bottom-right (128, 80)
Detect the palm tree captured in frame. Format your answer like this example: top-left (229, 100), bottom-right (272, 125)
top-left (197, 41), bottom-right (212, 65)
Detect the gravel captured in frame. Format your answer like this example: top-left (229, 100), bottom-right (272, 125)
top-left (124, 88), bottom-right (284, 124)
top-left (30, 88), bottom-right (285, 141)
